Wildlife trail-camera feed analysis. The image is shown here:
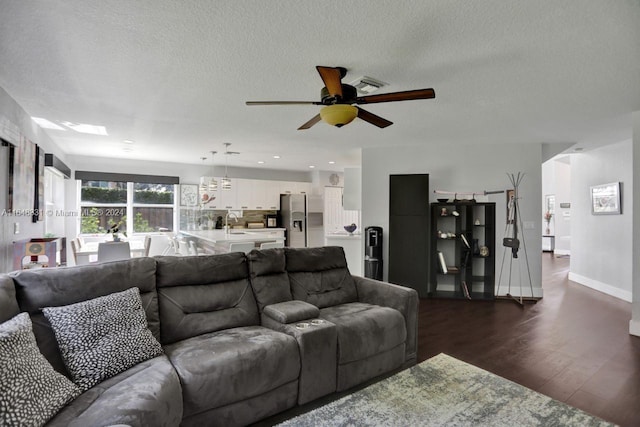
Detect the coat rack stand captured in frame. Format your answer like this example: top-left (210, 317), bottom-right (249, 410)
top-left (496, 173), bottom-right (537, 306)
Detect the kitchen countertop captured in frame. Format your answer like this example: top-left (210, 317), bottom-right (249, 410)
top-left (325, 233), bottom-right (362, 240)
top-left (181, 229), bottom-right (285, 244)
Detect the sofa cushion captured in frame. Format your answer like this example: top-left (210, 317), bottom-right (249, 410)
top-left (42, 287), bottom-right (164, 391)
top-left (155, 254), bottom-right (260, 345)
top-left (46, 355), bottom-right (183, 427)
top-left (164, 325), bottom-right (300, 417)
top-left (319, 302), bottom-right (406, 364)
top-left (0, 275), bottom-right (19, 323)
top-left (0, 313), bottom-right (81, 427)
top-left (247, 248), bottom-right (292, 311)
top-left (285, 247), bottom-right (358, 308)
top-left (11, 258), bottom-right (159, 375)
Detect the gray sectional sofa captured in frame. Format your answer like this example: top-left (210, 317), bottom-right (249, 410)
top-left (0, 246), bottom-right (418, 427)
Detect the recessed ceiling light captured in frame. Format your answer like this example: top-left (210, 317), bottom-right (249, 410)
top-left (273, 155), bottom-right (281, 159)
top-left (328, 161), bottom-right (335, 164)
top-left (122, 146), bottom-right (134, 152)
top-left (123, 139), bottom-right (134, 144)
top-left (257, 161), bottom-right (265, 164)
top-left (309, 165), bottom-right (315, 169)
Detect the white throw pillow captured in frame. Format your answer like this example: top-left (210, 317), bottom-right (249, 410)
top-left (43, 287), bottom-right (163, 391)
top-left (0, 312), bottom-right (81, 426)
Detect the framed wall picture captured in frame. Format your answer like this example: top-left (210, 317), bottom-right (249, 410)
top-left (33, 145), bottom-right (45, 222)
top-left (590, 182), bottom-right (621, 215)
top-left (9, 136), bottom-right (36, 211)
top-left (180, 184), bottom-right (198, 207)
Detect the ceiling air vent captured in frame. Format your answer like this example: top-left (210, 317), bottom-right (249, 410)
top-left (349, 76), bottom-right (387, 95)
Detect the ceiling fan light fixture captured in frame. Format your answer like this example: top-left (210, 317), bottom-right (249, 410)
top-left (320, 105), bottom-right (358, 127)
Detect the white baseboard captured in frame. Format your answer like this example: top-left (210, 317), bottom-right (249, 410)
top-left (630, 319), bottom-right (640, 337)
top-left (568, 272), bottom-right (632, 302)
top-left (554, 249), bottom-right (570, 256)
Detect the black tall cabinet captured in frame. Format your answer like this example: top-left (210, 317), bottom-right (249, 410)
top-left (388, 174), bottom-right (429, 296)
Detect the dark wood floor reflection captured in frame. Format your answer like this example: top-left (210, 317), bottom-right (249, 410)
top-left (418, 253), bottom-right (640, 427)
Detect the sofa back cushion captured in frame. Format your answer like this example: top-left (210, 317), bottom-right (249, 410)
top-left (247, 248), bottom-right (292, 312)
top-left (155, 253), bottom-right (259, 345)
top-left (285, 247), bottom-right (358, 308)
top-left (11, 258), bottom-right (158, 376)
top-left (0, 275), bottom-right (20, 323)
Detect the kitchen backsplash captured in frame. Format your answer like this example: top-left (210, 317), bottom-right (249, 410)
top-left (179, 209), bottom-right (276, 231)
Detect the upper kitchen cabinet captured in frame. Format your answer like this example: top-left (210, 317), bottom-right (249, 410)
top-left (235, 179), bottom-right (253, 210)
top-left (216, 184), bottom-right (236, 210)
top-left (278, 181), bottom-right (311, 195)
top-left (250, 180), bottom-right (279, 210)
top-left (343, 168), bottom-right (361, 210)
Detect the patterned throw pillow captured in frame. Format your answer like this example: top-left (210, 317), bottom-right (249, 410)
top-left (43, 287), bottom-right (163, 391)
top-left (0, 312), bottom-right (81, 427)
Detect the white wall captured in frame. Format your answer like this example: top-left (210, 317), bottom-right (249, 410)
top-left (362, 142), bottom-right (543, 297)
top-left (568, 140), bottom-right (633, 302)
top-left (0, 87), bottom-right (68, 272)
top-left (631, 111), bottom-right (640, 336)
top-left (546, 157), bottom-right (572, 255)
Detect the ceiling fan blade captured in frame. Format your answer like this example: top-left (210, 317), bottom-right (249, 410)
top-left (356, 88), bottom-right (435, 104)
top-left (356, 107), bottom-right (393, 128)
top-left (298, 114), bottom-right (322, 130)
top-left (316, 66), bottom-right (343, 98)
top-left (246, 101), bottom-right (320, 105)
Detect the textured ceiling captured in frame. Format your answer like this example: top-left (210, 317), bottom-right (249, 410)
top-left (0, 0), bottom-right (639, 171)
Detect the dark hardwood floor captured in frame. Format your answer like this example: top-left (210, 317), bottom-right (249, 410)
top-left (418, 253), bottom-right (640, 427)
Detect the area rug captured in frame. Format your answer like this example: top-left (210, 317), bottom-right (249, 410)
top-left (278, 353), bottom-right (615, 426)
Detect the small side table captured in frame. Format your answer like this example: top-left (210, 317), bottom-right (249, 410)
top-left (13, 237), bottom-right (67, 270)
top-left (542, 235), bottom-right (555, 252)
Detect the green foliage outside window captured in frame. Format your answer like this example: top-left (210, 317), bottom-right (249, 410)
top-left (81, 187), bottom-right (172, 204)
top-left (80, 208), bottom-right (105, 233)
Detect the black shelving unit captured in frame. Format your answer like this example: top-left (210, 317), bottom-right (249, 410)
top-left (428, 201), bottom-right (495, 300)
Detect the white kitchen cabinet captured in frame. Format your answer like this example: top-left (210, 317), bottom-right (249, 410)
top-left (264, 182), bottom-right (280, 210)
top-left (251, 180), bottom-right (280, 210)
top-left (217, 183), bottom-right (236, 210)
top-left (278, 181), bottom-right (312, 195)
top-left (236, 179), bottom-right (252, 210)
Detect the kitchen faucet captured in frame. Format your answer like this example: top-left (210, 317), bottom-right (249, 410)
top-left (225, 212), bottom-right (239, 234)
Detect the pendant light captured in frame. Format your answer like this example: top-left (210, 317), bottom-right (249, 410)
top-left (199, 151), bottom-right (217, 204)
top-left (221, 143), bottom-right (233, 190)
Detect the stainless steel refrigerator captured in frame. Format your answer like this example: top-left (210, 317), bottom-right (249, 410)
top-left (280, 194), bottom-right (306, 247)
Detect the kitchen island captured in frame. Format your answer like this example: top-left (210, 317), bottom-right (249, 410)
top-left (325, 232), bottom-right (362, 276)
top-left (180, 229), bottom-right (286, 253)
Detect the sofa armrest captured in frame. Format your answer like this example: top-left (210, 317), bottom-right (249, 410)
top-left (261, 314), bottom-right (337, 404)
top-left (263, 300), bottom-right (320, 324)
top-left (353, 275), bottom-right (419, 365)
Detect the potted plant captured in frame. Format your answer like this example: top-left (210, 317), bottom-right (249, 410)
top-left (106, 220), bottom-right (126, 242)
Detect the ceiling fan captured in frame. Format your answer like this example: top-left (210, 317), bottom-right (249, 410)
top-left (246, 66), bottom-right (436, 130)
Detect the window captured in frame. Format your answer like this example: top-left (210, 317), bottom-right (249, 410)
top-left (79, 180), bottom-right (127, 234)
top-left (132, 182), bottom-right (174, 232)
top-left (79, 180), bottom-right (175, 234)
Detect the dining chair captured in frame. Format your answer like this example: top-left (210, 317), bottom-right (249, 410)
top-left (227, 242), bottom-right (256, 254)
top-left (176, 237), bottom-right (191, 256)
top-left (70, 239), bottom-right (81, 265)
top-left (143, 235), bottom-right (172, 257)
top-left (259, 241), bottom-right (284, 249)
top-left (97, 242), bottom-right (131, 263)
